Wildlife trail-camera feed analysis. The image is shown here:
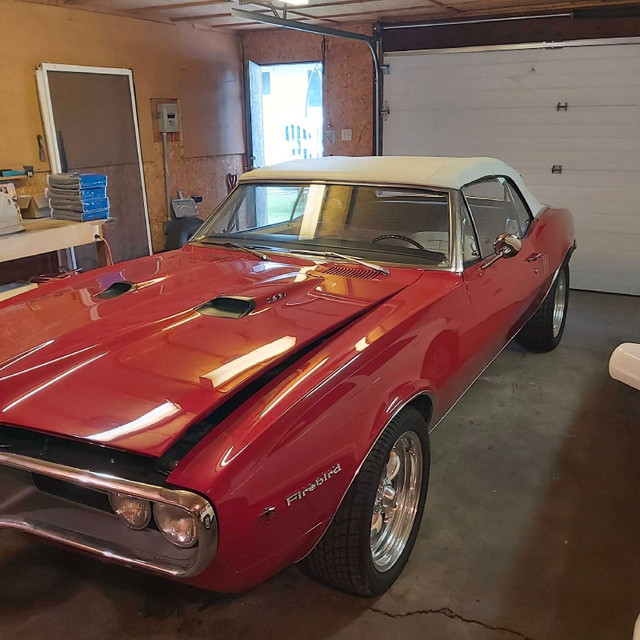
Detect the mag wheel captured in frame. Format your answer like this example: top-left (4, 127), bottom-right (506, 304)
top-left (370, 431), bottom-right (423, 572)
top-left (516, 263), bottom-right (570, 352)
top-left (300, 407), bottom-right (430, 597)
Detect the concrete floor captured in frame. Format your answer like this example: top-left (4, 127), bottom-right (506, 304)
top-left (0, 290), bottom-right (639, 640)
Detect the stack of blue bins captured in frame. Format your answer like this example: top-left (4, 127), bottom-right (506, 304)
top-left (47, 173), bottom-right (109, 222)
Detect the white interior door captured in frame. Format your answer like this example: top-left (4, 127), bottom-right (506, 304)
top-left (36, 63), bottom-right (152, 265)
top-left (383, 42), bottom-right (640, 295)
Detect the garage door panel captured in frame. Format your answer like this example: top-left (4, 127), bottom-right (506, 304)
top-left (386, 118), bottom-right (640, 142)
top-left (388, 106), bottom-right (640, 128)
top-left (523, 171), bottom-right (640, 190)
top-left (389, 45), bottom-right (640, 72)
top-left (384, 44), bottom-right (640, 294)
top-left (385, 122), bottom-right (640, 155)
top-left (530, 186), bottom-right (640, 207)
top-left (388, 87), bottom-right (640, 110)
top-left (391, 68), bottom-right (640, 98)
top-left (544, 210), bottom-right (640, 234)
top-left (573, 231), bottom-right (640, 254)
top-left (384, 125), bottom-right (640, 169)
top-left (572, 250), bottom-right (638, 277)
top-left (389, 58), bottom-right (640, 88)
top-left (572, 271), bottom-right (640, 294)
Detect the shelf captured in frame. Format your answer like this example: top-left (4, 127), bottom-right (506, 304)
top-left (0, 175), bottom-right (29, 182)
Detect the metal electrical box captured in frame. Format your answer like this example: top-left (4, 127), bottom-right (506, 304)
top-left (158, 102), bottom-right (180, 133)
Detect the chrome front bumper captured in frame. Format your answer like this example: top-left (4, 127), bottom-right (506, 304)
top-left (0, 451), bottom-right (217, 578)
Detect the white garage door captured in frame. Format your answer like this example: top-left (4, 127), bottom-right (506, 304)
top-left (383, 42), bottom-right (640, 295)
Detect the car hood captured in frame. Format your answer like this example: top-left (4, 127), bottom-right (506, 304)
top-left (0, 245), bottom-right (421, 457)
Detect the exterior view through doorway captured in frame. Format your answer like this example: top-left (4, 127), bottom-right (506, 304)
top-left (247, 61), bottom-right (323, 169)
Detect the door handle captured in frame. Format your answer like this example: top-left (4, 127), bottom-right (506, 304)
top-left (526, 253), bottom-right (543, 262)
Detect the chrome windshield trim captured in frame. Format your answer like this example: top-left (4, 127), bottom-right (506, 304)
top-left (0, 450), bottom-right (217, 578)
top-left (194, 181), bottom-right (457, 271)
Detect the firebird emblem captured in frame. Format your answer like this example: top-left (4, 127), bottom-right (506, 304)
top-left (286, 463), bottom-right (342, 507)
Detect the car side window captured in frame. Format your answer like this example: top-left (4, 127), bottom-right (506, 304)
top-left (461, 198), bottom-right (481, 264)
top-left (462, 177), bottom-right (524, 257)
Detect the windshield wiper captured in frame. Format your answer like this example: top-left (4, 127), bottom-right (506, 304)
top-left (197, 239), bottom-right (270, 261)
top-left (288, 249), bottom-right (389, 275)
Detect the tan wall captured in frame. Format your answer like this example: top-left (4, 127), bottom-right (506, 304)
top-left (241, 25), bottom-right (374, 157)
top-left (0, 0), bottom-right (245, 253)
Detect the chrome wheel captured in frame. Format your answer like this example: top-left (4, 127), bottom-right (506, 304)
top-left (370, 431), bottom-right (423, 572)
top-left (552, 270), bottom-right (567, 338)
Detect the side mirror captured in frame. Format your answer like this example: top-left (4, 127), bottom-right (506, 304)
top-left (481, 233), bottom-right (522, 269)
top-left (494, 233), bottom-right (521, 258)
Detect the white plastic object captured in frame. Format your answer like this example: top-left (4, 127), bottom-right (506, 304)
top-left (609, 343), bottom-right (640, 392)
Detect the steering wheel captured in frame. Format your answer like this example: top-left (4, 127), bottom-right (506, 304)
top-left (370, 234), bottom-right (427, 252)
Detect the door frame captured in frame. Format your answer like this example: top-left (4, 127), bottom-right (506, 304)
top-left (244, 59), bottom-right (325, 170)
top-left (35, 63), bottom-right (153, 257)
top-left (244, 60), bottom-right (264, 171)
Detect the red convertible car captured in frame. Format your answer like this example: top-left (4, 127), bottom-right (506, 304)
top-left (0, 157), bottom-right (575, 596)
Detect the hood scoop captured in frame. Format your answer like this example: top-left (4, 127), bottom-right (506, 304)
top-left (96, 281), bottom-right (138, 299)
top-left (196, 296), bottom-right (256, 319)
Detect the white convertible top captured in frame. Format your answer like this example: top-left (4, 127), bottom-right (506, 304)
top-left (241, 156), bottom-right (545, 215)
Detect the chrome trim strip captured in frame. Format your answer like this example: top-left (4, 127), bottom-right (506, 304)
top-left (0, 451), bottom-right (217, 578)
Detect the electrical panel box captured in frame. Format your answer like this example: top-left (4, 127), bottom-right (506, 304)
top-left (159, 102), bottom-right (180, 133)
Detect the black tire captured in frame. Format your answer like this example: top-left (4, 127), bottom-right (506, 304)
top-left (515, 262), bottom-right (570, 352)
top-left (300, 407), bottom-right (430, 597)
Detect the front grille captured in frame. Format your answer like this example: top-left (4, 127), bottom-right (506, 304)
top-left (0, 423), bottom-right (168, 485)
top-left (32, 473), bottom-right (111, 512)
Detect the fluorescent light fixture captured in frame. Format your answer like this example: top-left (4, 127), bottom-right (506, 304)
top-left (281, 0), bottom-right (310, 5)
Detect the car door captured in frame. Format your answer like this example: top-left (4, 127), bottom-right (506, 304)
top-left (461, 177), bottom-right (546, 365)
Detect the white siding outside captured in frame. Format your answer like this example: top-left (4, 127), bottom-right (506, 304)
top-left (383, 43), bottom-right (640, 295)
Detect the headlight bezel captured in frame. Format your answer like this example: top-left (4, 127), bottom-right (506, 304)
top-left (108, 489), bottom-right (212, 550)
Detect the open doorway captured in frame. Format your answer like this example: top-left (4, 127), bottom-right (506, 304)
top-left (247, 61), bottom-right (323, 169)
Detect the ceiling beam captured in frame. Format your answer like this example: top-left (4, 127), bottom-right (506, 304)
top-left (124, 0), bottom-right (228, 14)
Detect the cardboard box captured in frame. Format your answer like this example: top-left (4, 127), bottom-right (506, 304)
top-left (17, 193), bottom-right (50, 219)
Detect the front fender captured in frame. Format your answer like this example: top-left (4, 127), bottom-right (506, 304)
top-left (168, 272), bottom-right (475, 592)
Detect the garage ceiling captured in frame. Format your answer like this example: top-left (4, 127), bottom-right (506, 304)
top-left (17, 0), bottom-right (640, 30)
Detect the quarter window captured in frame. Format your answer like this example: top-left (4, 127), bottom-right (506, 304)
top-left (462, 177), bottom-right (530, 257)
top-left (506, 182), bottom-right (532, 237)
top-left (461, 199), bottom-right (481, 265)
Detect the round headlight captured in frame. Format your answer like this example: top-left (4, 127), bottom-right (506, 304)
top-left (109, 492), bottom-right (152, 530)
top-left (153, 503), bottom-right (198, 548)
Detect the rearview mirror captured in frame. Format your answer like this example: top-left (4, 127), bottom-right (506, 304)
top-left (493, 233), bottom-right (521, 258)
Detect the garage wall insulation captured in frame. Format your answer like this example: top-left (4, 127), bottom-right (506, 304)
top-left (0, 0), bottom-right (245, 252)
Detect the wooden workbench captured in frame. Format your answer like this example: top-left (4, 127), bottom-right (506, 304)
top-left (0, 217), bottom-right (110, 265)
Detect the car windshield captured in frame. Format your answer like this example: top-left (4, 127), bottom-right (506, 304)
top-left (193, 183), bottom-right (451, 266)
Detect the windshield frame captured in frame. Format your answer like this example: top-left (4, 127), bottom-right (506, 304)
top-left (190, 179), bottom-right (459, 271)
